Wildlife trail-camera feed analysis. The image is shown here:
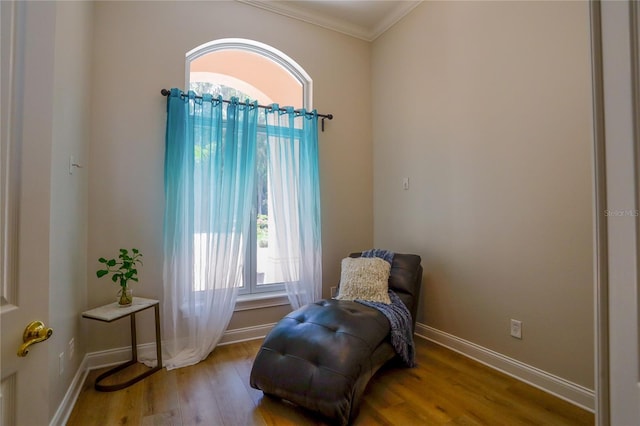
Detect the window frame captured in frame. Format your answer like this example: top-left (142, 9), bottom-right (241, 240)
top-left (186, 38), bottom-right (313, 297)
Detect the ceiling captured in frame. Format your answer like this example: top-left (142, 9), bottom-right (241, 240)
top-left (237, 0), bottom-right (422, 41)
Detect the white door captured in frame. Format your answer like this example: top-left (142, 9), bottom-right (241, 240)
top-left (1, 1), bottom-right (54, 425)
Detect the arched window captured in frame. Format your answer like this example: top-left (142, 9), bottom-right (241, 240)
top-left (186, 39), bottom-right (312, 296)
top-left (186, 38), bottom-right (311, 109)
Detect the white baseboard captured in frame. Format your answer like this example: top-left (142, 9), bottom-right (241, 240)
top-left (49, 355), bottom-right (89, 426)
top-left (218, 322), bottom-right (275, 346)
top-left (415, 323), bottom-right (595, 412)
top-left (81, 322), bottom-right (276, 369)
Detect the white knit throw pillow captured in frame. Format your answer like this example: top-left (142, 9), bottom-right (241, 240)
top-left (336, 257), bottom-right (391, 304)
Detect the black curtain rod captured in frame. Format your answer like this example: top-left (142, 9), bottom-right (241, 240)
top-left (160, 89), bottom-right (333, 131)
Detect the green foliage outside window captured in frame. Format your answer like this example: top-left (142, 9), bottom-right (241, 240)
top-left (191, 82), bottom-right (270, 249)
top-left (257, 214), bottom-right (268, 248)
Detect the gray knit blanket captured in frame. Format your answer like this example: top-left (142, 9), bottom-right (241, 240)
top-left (361, 248), bottom-right (395, 265)
top-left (357, 290), bottom-right (416, 367)
top-left (359, 249), bottom-right (416, 367)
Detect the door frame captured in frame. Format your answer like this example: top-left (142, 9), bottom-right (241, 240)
top-left (591, 0), bottom-right (640, 425)
top-left (589, 2), bottom-right (610, 424)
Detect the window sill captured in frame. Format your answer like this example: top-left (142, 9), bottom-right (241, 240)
top-left (234, 291), bottom-right (290, 312)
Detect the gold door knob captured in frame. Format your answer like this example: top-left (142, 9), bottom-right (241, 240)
top-left (17, 321), bottom-right (53, 357)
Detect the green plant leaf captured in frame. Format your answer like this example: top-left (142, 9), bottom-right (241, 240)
top-left (96, 248), bottom-right (143, 288)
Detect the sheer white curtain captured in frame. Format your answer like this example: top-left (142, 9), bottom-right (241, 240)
top-left (159, 89), bottom-right (258, 369)
top-left (265, 106), bottom-right (322, 309)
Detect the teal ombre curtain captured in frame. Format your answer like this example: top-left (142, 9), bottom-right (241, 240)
top-left (265, 105), bottom-right (322, 309)
top-left (161, 89), bottom-right (257, 369)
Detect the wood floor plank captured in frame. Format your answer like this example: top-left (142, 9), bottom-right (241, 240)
top-left (141, 368), bottom-right (180, 417)
top-left (68, 337), bottom-right (594, 426)
top-left (66, 370), bottom-right (107, 426)
top-left (174, 363), bottom-right (225, 425)
top-left (67, 366), bottom-right (146, 426)
top-left (354, 399), bottom-right (396, 426)
top-left (201, 348), bottom-right (267, 426)
top-left (141, 409), bottom-right (183, 426)
top-left (505, 380), bottom-right (594, 425)
top-left (406, 360), bottom-right (537, 425)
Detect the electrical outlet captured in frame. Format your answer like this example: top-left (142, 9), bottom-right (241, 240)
top-left (330, 286), bottom-right (338, 298)
top-left (510, 319), bottom-right (522, 339)
top-left (59, 352), bottom-right (64, 375)
top-left (69, 338), bottom-right (75, 360)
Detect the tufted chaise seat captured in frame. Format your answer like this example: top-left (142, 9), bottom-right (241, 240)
top-left (250, 253), bottom-right (422, 425)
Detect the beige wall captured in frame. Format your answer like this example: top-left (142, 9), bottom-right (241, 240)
top-left (372, 1), bottom-right (594, 388)
top-left (48, 0), bottom-right (93, 418)
top-left (8, 0), bottom-right (93, 421)
top-left (87, 1), bottom-right (372, 351)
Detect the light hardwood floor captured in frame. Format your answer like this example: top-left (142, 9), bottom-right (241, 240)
top-left (67, 338), bottom-right (594, 425)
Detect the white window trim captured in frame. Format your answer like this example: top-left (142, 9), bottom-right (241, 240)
top-left (234, 291), bottom-right (289, 312)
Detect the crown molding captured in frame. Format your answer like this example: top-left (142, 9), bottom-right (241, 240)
top-left (369, 1), bottom-right (421, 40)
top-left (237, 0), bottom-right (421, 42)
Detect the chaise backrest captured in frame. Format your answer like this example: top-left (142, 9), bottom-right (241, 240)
top-left (349, 252), bottom-right (423, 331)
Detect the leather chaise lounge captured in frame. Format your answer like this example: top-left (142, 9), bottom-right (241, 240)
top-left (249, 253), bottom-right (423, 425)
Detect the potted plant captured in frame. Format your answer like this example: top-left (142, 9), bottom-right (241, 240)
top-left (97, 248), bottom-right (143, 307)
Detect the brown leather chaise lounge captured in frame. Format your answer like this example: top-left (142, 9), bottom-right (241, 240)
top-left (250, 253), bottom-right (423, 425)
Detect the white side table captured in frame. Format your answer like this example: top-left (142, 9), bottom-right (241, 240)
top-left (82, 297), bottom-right (162, 391)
